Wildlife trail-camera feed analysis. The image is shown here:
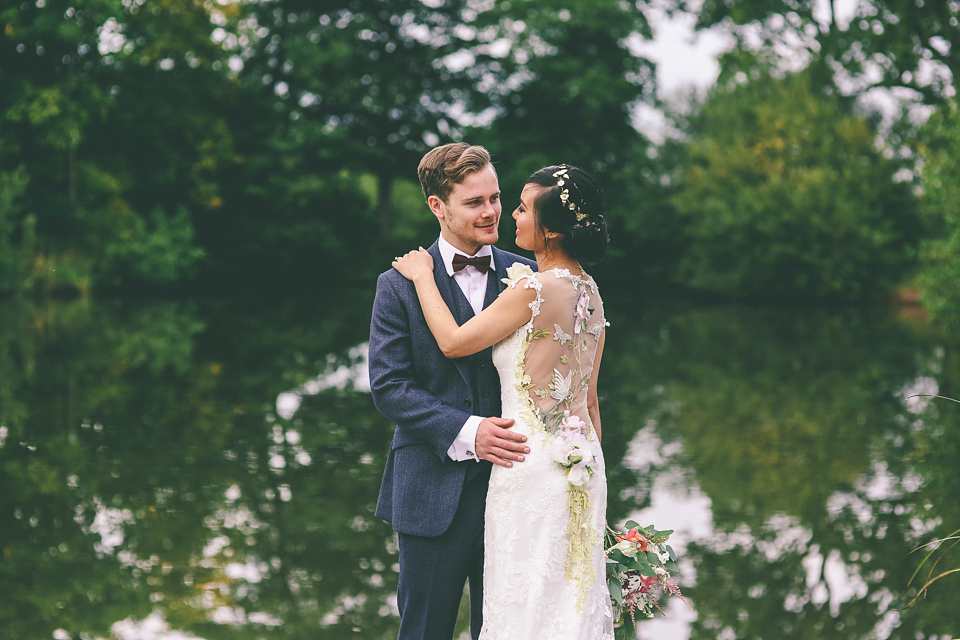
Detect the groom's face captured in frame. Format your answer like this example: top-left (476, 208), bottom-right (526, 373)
top-left (429, 164), bottom-right (501, 255)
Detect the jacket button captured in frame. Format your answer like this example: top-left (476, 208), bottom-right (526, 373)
top-left (481, 391), bottom-right (489, 398)
top-left (464, 399), bottom-right (472, 407)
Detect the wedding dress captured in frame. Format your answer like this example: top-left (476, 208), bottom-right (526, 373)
top-left (481, 264), bottom-right (615, 640)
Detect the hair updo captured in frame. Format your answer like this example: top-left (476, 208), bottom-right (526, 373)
top-left (526, 164), bottom-right (608, 265)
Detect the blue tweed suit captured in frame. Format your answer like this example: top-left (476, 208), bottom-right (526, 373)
top-left (370, 241), bottom-right (536, 639)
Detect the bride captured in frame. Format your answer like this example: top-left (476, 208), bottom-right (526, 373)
top-left (393, 164), bottom-right (615, 639)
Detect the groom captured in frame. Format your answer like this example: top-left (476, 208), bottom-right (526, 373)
top-left (369, 142), bottom-right (537, 639)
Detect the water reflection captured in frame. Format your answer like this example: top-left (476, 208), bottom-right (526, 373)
top-left (0, 294), bottom-right (957, 639)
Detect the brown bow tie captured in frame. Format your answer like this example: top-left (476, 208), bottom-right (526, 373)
top-left (452, 254), bottom-right (491, 274)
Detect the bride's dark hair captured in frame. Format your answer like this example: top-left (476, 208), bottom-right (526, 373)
top-left (525, 164), bottom-right (608, 265)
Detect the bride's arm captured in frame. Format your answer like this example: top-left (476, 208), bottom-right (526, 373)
top-left (394, 248), bottom-right (536, 358)
top-left (587, 330), bottom-right (606, 442)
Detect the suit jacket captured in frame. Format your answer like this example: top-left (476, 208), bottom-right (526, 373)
top-left (370, 241), bottom-right (537, 537)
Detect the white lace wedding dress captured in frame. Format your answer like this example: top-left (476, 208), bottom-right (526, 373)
top-left (481, 265), bottom-right (615, 640)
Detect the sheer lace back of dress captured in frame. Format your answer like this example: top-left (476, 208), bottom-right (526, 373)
top-left (510, 267), bottom-right (606, 441)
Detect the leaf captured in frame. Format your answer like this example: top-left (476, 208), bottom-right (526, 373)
top-left (667, 545), bottom-right (677, 562)
top-left (609, 549), bottom-right (629, 564)
top-left (906, 568), bottom-right (960, 608)
top-left (908, 529), bottom-right (960, 584)
top-left (608, 578), bottom-right (624, 605)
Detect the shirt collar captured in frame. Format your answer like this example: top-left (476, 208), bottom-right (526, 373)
top-left (437, 235), bottom-right (495, 276)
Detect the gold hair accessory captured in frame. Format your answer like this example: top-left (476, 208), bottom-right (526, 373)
top-left (552, 166), bottom-right (588, 222)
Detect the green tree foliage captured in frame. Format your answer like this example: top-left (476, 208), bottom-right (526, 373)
top-left (0, 0), bottom-right (236, 291)
top-left (916, 101), bottom-right (960, 332)
top-left (461, 0), bottom-right (668, 277)
top-left (2, 0), bottom-right (947, 299)
top-left (244, 0), bottom-right (486, 219)
top-left (190, 0), bottom-right (498, 284)
top-left (670, 71), bottom-right (919, 299)
top-left (678, 0), bottom-right (960, 103)
top-left (467, 0), bottom-right (655, 184)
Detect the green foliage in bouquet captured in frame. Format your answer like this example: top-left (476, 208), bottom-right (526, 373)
top-left (605, 521), bottom-right (690, 636)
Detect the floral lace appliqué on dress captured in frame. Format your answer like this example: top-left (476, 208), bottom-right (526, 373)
top-left (481, 264), bottom-right (614, 640)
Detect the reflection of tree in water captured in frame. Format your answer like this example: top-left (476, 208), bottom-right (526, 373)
top-left (632, 304), bottom-right (960, 639)
top-left (3, 295), bottom-right (959, 639)
top-left (181, 388), bottom-right (399, 640)
top-left (0, 294), bottom-right (405, 639)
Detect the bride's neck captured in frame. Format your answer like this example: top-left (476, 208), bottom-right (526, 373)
top-left (535, 248), bottom-right (582, 274)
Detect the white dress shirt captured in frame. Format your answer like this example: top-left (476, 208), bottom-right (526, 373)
top-left (437, 236), bottom-right (495, 462)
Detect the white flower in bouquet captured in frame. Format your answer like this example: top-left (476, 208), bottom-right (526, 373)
top-left (549, 430), bottom-right (595, 486)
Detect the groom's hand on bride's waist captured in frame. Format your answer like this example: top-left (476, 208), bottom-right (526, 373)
top-left (475, 417), bottom-right (529, 468)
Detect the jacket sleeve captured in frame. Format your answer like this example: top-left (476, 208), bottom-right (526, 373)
top-left (368, 270), bottom-right (472, 460)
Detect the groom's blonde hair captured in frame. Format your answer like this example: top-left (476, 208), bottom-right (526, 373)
top-left (418, 143), bottom-right (493, 203)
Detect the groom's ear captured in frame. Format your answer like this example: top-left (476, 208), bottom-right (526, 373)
top-left (427, 195), bottom-right (446, 221)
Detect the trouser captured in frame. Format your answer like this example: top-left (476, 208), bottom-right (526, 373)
top-left (396, 467), bottom-right (489, 640)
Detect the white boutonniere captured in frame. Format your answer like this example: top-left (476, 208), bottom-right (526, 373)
top-left (502, 262), bottom-right (534, 286)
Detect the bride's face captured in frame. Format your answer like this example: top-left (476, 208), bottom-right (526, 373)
top-left (513, 183), bottom-right (546, 252)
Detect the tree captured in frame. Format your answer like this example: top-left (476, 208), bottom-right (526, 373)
top-left (670, 71), bottom-right (919, 299)
top-left (0, 0), bottom-right (236, 292)
top-left (236, 0), bottom-right (495, 235)
top-left (466, 0), bottom-right (656, 184)
top-left (677, 0), bottom-right (960, 104)
top-left (461, 0), bottom-right (665, 279)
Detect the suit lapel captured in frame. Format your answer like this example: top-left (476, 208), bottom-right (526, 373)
top-left (485, 247), bottom-right (509, 308)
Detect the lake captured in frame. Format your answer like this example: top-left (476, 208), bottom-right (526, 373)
top-left (1, 286), bottom-right (957, 639)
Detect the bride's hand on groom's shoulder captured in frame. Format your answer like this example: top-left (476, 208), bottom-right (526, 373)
top-left (392, 247), bottom-right (433, 282)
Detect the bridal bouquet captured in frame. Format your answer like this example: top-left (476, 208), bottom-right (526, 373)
top-left (605, 521), bottom-right (690, 630)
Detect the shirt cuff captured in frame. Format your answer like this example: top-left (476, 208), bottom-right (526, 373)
top-left (446, 415), bottom-right (483, 462)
